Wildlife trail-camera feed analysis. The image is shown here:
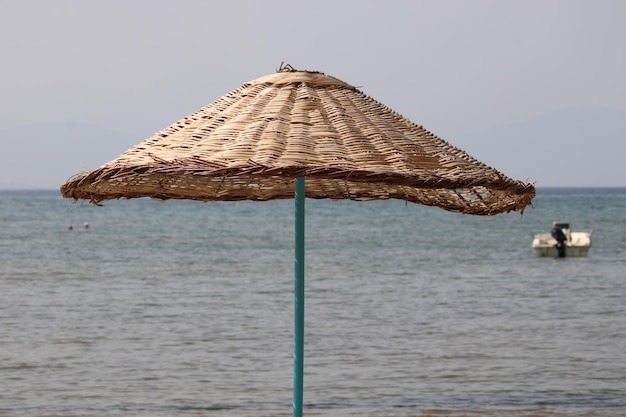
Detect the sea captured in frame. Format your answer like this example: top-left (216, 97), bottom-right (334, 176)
top-left (1, 187), bottom-right (625, 417)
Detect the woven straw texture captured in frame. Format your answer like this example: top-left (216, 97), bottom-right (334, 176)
top-left (61, 66), bottom-right (535, 215)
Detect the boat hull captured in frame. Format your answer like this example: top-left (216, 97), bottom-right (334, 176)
top-left (532, 231), bottom-right (592, 258)
top-left (533, 245), bottom-right (591, 257)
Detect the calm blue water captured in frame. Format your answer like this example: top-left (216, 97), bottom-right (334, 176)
top-left (1, 188), bottom-right (625, 417)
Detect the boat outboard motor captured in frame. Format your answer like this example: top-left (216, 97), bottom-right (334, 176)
top-left (551, 225), bottom-right (567, 258)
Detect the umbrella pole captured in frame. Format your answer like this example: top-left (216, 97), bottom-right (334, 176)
top-left (293, 177), bottom-right (305, 417)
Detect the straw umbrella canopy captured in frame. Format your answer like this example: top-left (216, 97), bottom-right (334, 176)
top-left (60, 64), bottom-right (535, 417)
top-left (61, 65), bottom-right (534, 214)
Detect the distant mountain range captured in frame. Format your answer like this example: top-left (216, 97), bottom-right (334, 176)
top-left (454, 105), bottom-right (626, 187)
top-left (0, 121), bottom-right (137, 189)
top-left (1, 105), bottom-right (624, 189)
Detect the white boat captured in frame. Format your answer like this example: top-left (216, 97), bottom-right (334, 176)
top-left (532, 222), bottom-right (592, 258)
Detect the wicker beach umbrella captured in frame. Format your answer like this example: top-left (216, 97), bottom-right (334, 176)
top-left (61, 64), bottom-right (535, 417)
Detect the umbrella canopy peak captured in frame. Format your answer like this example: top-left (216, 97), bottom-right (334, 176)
top-left (246, 66), bottom-right (356, 91)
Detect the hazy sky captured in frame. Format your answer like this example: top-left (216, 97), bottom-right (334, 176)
top-left (1, 0), bottom-right (625, 188)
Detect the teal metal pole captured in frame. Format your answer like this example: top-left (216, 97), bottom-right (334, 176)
top-left (293, 177), bottom-right (305, 417)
